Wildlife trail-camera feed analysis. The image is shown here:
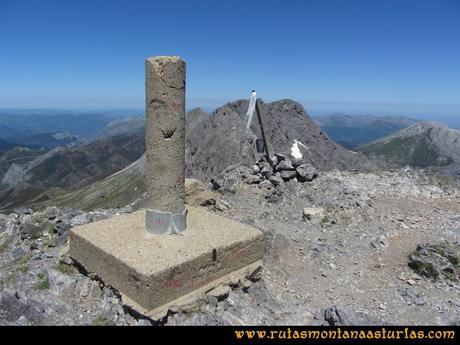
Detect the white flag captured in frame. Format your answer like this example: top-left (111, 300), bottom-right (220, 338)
top-left (246, 90), bottom-right (257, 129)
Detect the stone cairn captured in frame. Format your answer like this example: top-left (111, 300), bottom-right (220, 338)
top-left (241, 153), bottom-right (319, 188)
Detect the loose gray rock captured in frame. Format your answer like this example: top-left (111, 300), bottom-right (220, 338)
top-left (44, 206), bottom-right (60, 220)
top-left (55, 222), bottom-right (72, 236)
top-left (208, 285), bottom-right (231, 301)
top-left (56, 232), bottom-right (70, 247)
top-left (322, 305), bottom-right (383, 326)
top-left (0, 290), bottom-right (29, 322)
top-left (13, 208), bottom-right (33, 215)
top-left (0, 215), bottom-right (10, 234)
top-left (243, 174), bottom-right (261, 184)
top-left (210, 168), bottom-right (241, 193)
top-left (302, 207), bottom-right (326, 222)
top-left (276, 160), bottom-right (294, 171)
top-left (215, 199), bottom-right (230, 211)
top-left (259, 161), bottom-right (271, 175)
top-left (19, 223), bottom-right (42, 238)
top-left (268, 175), bottom-right (284, 186)
top-left (397, 286), bottom-right (425, 306)
top-left (280, 170), bottom-right (297, 180)
top-left (275, 153), bottom-right (287, 162)
top-left (60, 256), bottom-right (74, 265)
top-left (136, 319), bottom-right (153, 326)
top-left (296, 163), bottom-right (318, 182)
top-left (370, 235), bottom-right (388, 249)
top-left (258, 180), bottom-right (273, 189)
top-left (9, 246), bottom-right (28, 261)
top-left (24, 300), bottom-right (45, 323)
top-left (265, 188), bottom-right (284, 203)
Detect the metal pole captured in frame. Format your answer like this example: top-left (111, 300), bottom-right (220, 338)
top-left (255, 99), bottom-right (272, 167)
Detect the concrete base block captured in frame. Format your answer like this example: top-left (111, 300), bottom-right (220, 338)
top-left (68, 206), bottom-right (264, 317)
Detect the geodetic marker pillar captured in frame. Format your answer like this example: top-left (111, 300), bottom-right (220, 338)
top-left (68, 56), bottom-right (263, 317)
top-left (145, 56), bottom-right (187, 234)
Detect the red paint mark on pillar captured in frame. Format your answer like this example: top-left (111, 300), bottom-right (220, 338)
top-left (170, 100), bottom-right (184, 112)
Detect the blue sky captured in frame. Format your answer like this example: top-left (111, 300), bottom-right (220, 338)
top-left (0, 0), bottom-right (459, 118)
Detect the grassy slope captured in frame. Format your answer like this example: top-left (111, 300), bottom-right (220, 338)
top-left (0, 161), bottom-right (145, 213)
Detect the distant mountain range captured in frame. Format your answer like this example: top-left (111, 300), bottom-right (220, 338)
top-left (20, 153), bottom-right (148, 211)
top-left (0, 110), bottom-right (146, 191)
top-left (313, 113), bottom-right (420, 149)
top-left (0, 111), bottom-right (143, 151)
top-left (1, 102), bottom-right (458, 212)
top-left (2, 131), bottom-right (145, 189)
top-left (0, 113), bottom-right (109, 139)
top-left (0, 129), bottom-right (146, 211)
top-left (0, 132), bottom-right (80, 151)
top-left (0, 147), bottom-right (47, 184)
top-left (357, 121), bottom-right (460, 167)
top-left (0, 99), bottom-right (378, 211)
top-left (87, 117), bottom-right (145, 143)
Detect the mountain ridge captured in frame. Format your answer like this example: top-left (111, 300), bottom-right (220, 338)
top-left (357, 121), bottom-right (460, 167)
top-left (313, 113), bottom-right (420, 149)
top-left (186, 99), bottom-right (376, 181)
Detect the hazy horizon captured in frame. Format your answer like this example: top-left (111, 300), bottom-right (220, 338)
top-left (1, 99), bottom-right (459, 128)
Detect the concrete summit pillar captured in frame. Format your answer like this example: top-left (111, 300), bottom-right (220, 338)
top-left (145, 56), bottom-right (187, 234)
top-left (68, 56), bottom-right (264, 319)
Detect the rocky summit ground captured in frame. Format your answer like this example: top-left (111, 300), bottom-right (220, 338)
top-left (0, 164), bottom-right (459, 325)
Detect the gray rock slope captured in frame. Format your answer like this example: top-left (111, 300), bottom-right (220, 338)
top-left (186, 108), bottom-right (208, 131)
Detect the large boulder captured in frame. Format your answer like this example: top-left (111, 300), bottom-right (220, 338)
top-left (296, 164), bottom-right (318, 182)
top-left (408, 243), bottom-right (459, 281)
